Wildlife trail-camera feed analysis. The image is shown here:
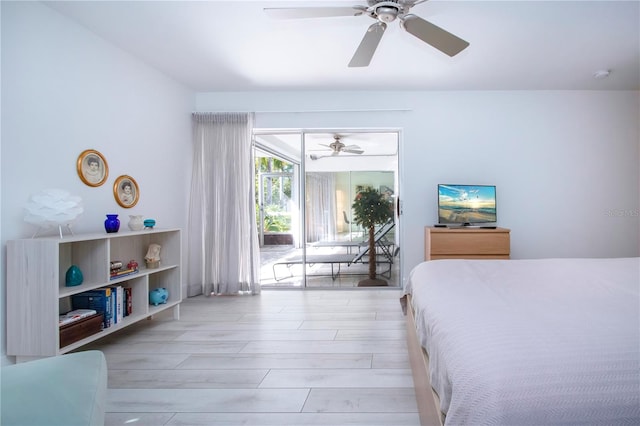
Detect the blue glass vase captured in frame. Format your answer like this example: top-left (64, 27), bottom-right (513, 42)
top-left (104, 214), bottom-right (120, 233)
top-left (65, 265), bottom-right (83, 287)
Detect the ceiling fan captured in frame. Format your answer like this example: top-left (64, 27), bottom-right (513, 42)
top-left (310, 135), bottom-right (364, 160)
top-left (264, 0), bottom-right (469, 67)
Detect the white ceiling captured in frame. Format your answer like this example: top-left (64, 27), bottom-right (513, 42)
top-left (45, 0), bottom-right (640, 92)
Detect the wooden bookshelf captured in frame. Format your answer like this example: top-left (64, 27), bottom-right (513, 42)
top-left (7, 228), bottom-right (182, 361)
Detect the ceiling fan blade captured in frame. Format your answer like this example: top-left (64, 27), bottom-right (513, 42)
top-left (343, 148), bottom-right (365, 154)
top-left (348, 22), bottom-right (387, 68)
top-left (401, 14), bottom-right (469, 57)
top-left (264, 7), bottom-right (365, 19)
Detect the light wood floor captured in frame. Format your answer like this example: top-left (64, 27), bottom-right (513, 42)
top-left (83, 289), bottom-right (420, 426)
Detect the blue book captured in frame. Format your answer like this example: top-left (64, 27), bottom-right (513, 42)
top-left (71, 288), bottom-right (113, 328)
top-left (109, 286), bottom-right (124, 324)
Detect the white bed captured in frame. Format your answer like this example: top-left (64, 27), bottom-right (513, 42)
top-left (403, 257), bottom-right (640, 425)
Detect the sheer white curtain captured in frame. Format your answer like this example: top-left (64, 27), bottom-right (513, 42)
top-left (305, 172), bottom-right (337, 242)
top-left (187, 112), bottom-right (260, 296)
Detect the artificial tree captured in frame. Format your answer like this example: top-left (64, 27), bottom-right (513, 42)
top-left (352, 187), bottom-right (393, 286)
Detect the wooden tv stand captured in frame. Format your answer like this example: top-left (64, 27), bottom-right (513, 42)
top-left (424, 226), bottom-right (510, 261)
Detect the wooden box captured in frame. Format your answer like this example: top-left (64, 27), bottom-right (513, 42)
top-left (59, 313), bottom-right (103, 348)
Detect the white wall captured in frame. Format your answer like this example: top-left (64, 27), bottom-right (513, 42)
top-left (197, 90), bottom-right (640, 284)
top-left (1, 2), bottom-right (194, 364)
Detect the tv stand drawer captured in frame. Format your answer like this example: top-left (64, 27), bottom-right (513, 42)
top-left (425, 227), bottom-right (510, 260)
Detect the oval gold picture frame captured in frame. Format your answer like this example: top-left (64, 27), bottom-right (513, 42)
top-left (113, 175), bottom-right (140, 208)
top-left (77, 149), bottom-right (108, 187)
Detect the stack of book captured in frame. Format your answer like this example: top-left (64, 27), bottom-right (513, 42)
top-left (59, 309), bottom-right (98, 327)
top-left (110, 260), bottom-right (139, 280)
top-left (71, 286), bottom-right (132, 329)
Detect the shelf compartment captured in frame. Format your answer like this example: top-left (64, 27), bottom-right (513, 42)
top-left (148, 267), bottom-right (181, 305)
top-left (109, 231), bottom-right (181, 274)
top-left (59, 313), bottom-right (103, 349)
top-left (58, 239), bottom-right (108, 288)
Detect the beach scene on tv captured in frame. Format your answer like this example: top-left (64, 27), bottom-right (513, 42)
top-left (438, 185), bottom-right (497, 224)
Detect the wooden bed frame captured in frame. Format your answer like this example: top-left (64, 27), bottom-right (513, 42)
top-left (404, 294), bottom-right (444, 426)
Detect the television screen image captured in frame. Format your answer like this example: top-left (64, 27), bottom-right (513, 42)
top-left (438, 184), bottom-right (497, 225)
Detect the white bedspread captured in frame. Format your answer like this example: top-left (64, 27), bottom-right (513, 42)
top-left (405, 258), bottom-right (640, 425)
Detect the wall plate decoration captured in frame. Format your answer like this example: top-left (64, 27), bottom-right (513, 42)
top-left (113, 175), bottom-right (139, 208)
top-left (77, 149), bottom-right (108, 187)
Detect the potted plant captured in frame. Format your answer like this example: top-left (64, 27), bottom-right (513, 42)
top-left (352, 187), bottom-right (393, 286)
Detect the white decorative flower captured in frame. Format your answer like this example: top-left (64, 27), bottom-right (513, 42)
top-left (24, 189), bottom-right (84, 227)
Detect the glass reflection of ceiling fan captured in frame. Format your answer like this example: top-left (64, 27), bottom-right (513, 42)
top-left (310, 135), bottom-right (364, 160)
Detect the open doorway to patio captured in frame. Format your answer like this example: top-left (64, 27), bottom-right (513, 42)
top-left (254, 130), bottom-right (400, 289)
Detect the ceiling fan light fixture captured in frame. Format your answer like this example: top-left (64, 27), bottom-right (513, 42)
top-left (376, 6), bottom-right (398, 23)
top-left (330, 140), bottom-right (344, 151)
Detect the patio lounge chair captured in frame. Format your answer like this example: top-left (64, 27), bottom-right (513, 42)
top-left (272, 221), bottom-right (397, 281)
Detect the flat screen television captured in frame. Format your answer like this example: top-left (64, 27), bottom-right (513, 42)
top-left (438, 184), bottom-right (497, 225)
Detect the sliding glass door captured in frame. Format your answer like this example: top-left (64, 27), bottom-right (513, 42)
top-left (255, 130), bottom-right (399, 289)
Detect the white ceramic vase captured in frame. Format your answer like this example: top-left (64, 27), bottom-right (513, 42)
top-left (128, 215), bottom-right (144, 231)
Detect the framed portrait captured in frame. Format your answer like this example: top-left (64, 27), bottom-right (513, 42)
top-left (77, 149), bottom-right (108, 187)
top-left (113, 175), bottom-right (139, 208)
